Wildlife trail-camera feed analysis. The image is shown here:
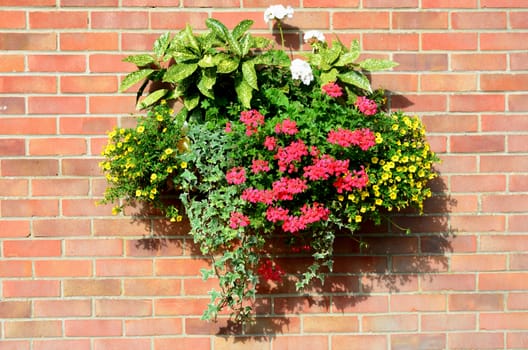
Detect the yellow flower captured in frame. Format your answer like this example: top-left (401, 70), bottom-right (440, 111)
top-left (150, 173), bottom-right (158, 182)
top-left (389, 192), bottom-right (397, 200)
top-left (136, 189), bottom-right (142, 197)
top-left (176, 215), bottom-right (183, 222)
top-left (355, 215), bottom-right (362, 223)
top-left (337, 195), bottom-right (344, 201)
top-left (111, 206), bottom-right (120, 215)
top-left (392, 124), bottom-right (399, 131)
top-left (164, 148), bottom-right (174, 155)
top-left (375, 198), bottom-right (383, 205)
top-left (180, 162), bottom-right (187, 169)
top-left (156, 114), bottom-right (163, 121)
top-left (371, 157), bottom-right (379, 164)
top-left (375, 133), bottom-right (383, 144)
top-left (136, 125), bottom-right (145, 133)
top-left (167, 166), bottom-right (173, 173)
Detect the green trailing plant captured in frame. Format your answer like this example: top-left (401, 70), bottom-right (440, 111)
top-left (100, 10), bottom-right (439, 324)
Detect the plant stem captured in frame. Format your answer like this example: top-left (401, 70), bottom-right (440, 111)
top-left (276, 20), bottom-right (285, 50)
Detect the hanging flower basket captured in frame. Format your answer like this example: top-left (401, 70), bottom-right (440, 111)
top-left (99, 7), bottom-right (439, 323)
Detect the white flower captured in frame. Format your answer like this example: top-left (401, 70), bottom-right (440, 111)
top-left (264, 5), bottom-right (294, 23)
top-left (303, 30), bottom-right (325, 43)
top-left (290, 59), bottom-right (313, 85)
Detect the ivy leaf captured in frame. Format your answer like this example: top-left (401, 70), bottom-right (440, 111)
top-left (232, 19), bottom-right (254, 39)
top-left (235, 75), bottom-right (253, 109)
top-left (206, 18), bottom-right (229, 42)
top-left (122, 54), bottom-right (155, 67)
top-left (136, 88), bottom-right (168, 109)
top-left (163, 63), bottom-right (198, 83)
top-left (119, 69), bottom-right (154, 92)
top-left (153, 32), bottom-right (171, 58)
top-left (359, 58), bottom-right (399, 71)
top-left (338, 70), bottom-right (372, 92)
top-left (242, 61), bottom-right (258, 90)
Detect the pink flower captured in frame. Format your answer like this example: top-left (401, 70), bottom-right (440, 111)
top-left (275, 118), bottom-right (298, 135)
top-left (275, 140), bottom-right (308, 173)
top-left (229, 211), bottom-right (250, 229)
top-left (327, 128), bottom-right (376, 151)
top-left (226, 166), bottom-right (246, 185)
top-left (333, 166), bottom-right (369, 193)
top-left (303, 154), bottom-right (349, 181)
top-left (282, 215), bottom-right (307, 233)
top-left (251, 159), bottom-right (270, 174)
top-left (300, 202), bottom-right (330, 223)
top-left (266, 206), bottom-right (290, 222)
top-left (322, 82), bottom-right (343, 98)
top-left (272, 177), bottom-right (307, 201)
top-left (241, 188), bottom-right (274, 205)
top-left (240, 109), bottom-right (265, 136)
top-left (355, 96), bottom-right (377, 116)
top-left (225, 121), bottom-right (232, 133)
top-left (264, 136), bottom-right (277, 151)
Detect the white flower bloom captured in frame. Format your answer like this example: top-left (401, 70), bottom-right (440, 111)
top-left (303, 30), bottom-right (325, 43)
top-left (264, 5), bottom-right (294, 23)
top-left (290, 59), bottom-right (313, 85)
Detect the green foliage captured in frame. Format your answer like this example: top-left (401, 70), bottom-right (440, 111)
top-left (100, 16), bottom-right (439, 324)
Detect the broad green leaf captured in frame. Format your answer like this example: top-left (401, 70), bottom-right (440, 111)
top-left (214, 54), bottom-right (239, 73)
top-left (153, 32), bottom-right (171, 58)
top-left (184, 25), bottom-right (201, 54)
top-left (197, 68), bottom-right (217, 99)
top-left (252, 36), bottom-right (272, 49)
top-left (321, 44), bottom-right (342, 69)
top-left (338, 70), bottom-right (372, 92)
top-left (184, 92), bottom-right (200, 111)
top-left (320, 68), bottom-right (338, 84)
top-left (239, 33), bottom-right (251, 57)
top-left (242, 61), bottom-right (258, 90)
top-left (349, 39), bottom-right (361, 61)
top-left (163, 63), bottom-right (198, 83)
top-left (206, 18), bottom-right (228, 41)
top-left (226, 30), bottom-right (242, 57)
top-left (198, 54), bottom-right (216, 68)
top-left (119, 69), bottom-right (154, 92)
top-left (122, 54), bottom-right (155, 67)
top-left (235, 75), bottom-right (253, 109)
top-left (136, 88), bottom-right (168, 110)
top-left (171, 49), bottom-right (199, 63)
top-left (359, 58), bottom-right (399, 71)
top-left (232, 19), bottom-right (254, 39)
top-left (334, 52), bottom-right (359, 67)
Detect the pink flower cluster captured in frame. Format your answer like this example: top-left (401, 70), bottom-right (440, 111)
top-left (333, 166), bottom-right (369, 193)
top-left (303, 155), bottom-right (349, 181)
top-left (226, 166), bottom-right (246, 185)
top-left (242, 177), bottom-right (307, 205)
top-left (280, 202), bottom-right (330, 233)
top-left (275, 140), bottom-right (308, 173)
top-left (264, 136), bottom-right (277, 151)
top-left (240, 109), bottom-right (265, 136)
top-left (229, 211), bottom-right (250, 229)
top-left (322, 82), bottom-right (343, 98)
top-left (275, 118), bottom-right (298, 135)
top-left (327, 128), bottom-right (376, 151)
top-left (257, 258), bottom-right (285, 282)
top-left (355, 96), bottom-right (377, 116)
top-left (251, 159), bottom-right (270, 174)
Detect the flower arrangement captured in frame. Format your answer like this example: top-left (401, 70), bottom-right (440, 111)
top-left (99, 7), bottom-right (439, 323)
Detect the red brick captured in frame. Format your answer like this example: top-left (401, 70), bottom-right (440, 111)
top-left (151, 11), bottom-right (212, 30)
top-left (65, 238), bottom-right (123, 256)
top-left (451, 174), bottom-right (506, 192)
top-left (3, 239), bottom-right (61, 257)
top-left (481, 33), bottom-right (528, 50)
top-left (508, 293), bottom-right (528, 310)
top-left (29, 138), bottom-right (87, 156)
top-left (423, 33), bottom-right (478, 50)
top-left (122, 33), bottom-right (161, 51)
top-left (0, 55), bottom-right (25, 72)
top-left (450, 215), bottom-right (505, 232)
top-left (452, 11), bottom-right (506, 29)
top-left (303, 316), bottom-right (359, 333)
top-left (154, 298), bottom-right (210, 316)
top-left (421, 274), bottom-right (476, 291)
top-left (364, 33), bottom-right (419, 51)
top-left (363, 315), bottom-right (418, 332)
top-left (479, 273), bottom-right (528, 291)
top-left (452, 254), bottom-right (507, 272)
top-left (96, 259), bottom-right (152, 276)
top-left (393, 53), bottom-right (448, 71)
top-left (393, 11), bottom-right (448, 29)
top-left (61, 75), bottom-right (118, 93)
top-left (0, 117), bottom-right (55, 134)
top-left (123, 0), bottom-right (180, 5)
top-left (304, 0), bottom-right (358, 6)
top-left (33, 219), bottom-right (91, 237)
top-left (272, 336), bottom-right (328, 350)
top-left (154, 338), bottom-right (211, 350)
top-left (62, 158), bottom-right (103, 176)
top-left (35, 259), bottom-right (92, 277)
top-left (392, 255), bottom-right (448, 273)
top-left (1, 199), bottom-right (59, 217)
top-left (29, 11), bottom-right (88, 29)
top-left (507, 333), bottom-right (528, 349)
top-left (28, 96), bottom-right (86, 114)
top-left (28, 54), bottom-right (86, 72)
top-left (182, 0), bottom-right (240, 7)
top-left (0, 178), bottom-right (28, 196)
top-left (0, 301), bottom-right (31, 319)
top-left (61, 0), bottom-right (118, 6)
top-left (422, 114), bottom-right (478, 133)
top-left (449, 293), bottom-right (503, 312)
top-left (450, 94), bottom-right (505, 112)
top-left (510, 175), bottom-right (528, 192)
top-left (95, 299), bottom-right (152, 316)
top-left (511, 254), bottom-right (528, 270)
top-left (481, 74), bottom-right (528, 91)
top-left (390, 294), bottom-right (446, 312)
top-left (93, 218), bottom-right (152, 237)
top-left (508, 135), bottom-right (528, 153)
top-left (123, 278), bottom-right (181, 296)
top-left (364, 0), bottom-right (417, 7)
top-left (0, 139), bottom-right (25, 156)
top-left (509, 94), bottom-right (528, 112)
top-left (89, 95), bottom-right (136, 114)
top-left (481, 155), bottom-right (528, 173)
top-left (0, 33), bottom-right (56, 50)
top-left (421, 313), bottom-right (476, 331)
top-left (452, 53), bottom-right (506, 71)
top-left (34, 300), bottom-right (91, 317)
top-left (155, 258), bottom-right (210, 276)
top-left (0, 220), bottom-right (31, 238)
top-left (125, 318), bottom-right (182, 335)
top-left (3, 280), bottom-right (60, 298)
top-left (332, 335), bottom-right (387, 350)
top-left (94, 339), bottom-right (151, 350)
top-left (482, 0), bottom-right (528, 7)
top-left (333, 11), bottom-right (389, 29)
top-left (0, 11), bottom-right (26, 29)
top-left (60, 116), bottom-right (117, 135)
top-left (391, 334), bottom-right (446, 350)
top-left (91, 11), bottom-right (148, 29)
top-left (482, 114), bottom-right (528, 132)
top-left (65, 320), bottom-right (122, 337)
top-left (369, 73), bottom-right (418, 92)
top-left (0, 260), bottom-right (32, 277)
top-left (0, 76), bottom-right (56, 93)
top-left (62, 199), bottom-right (113, 216)
top-left (32, 178), bottom-right (89, 196)
top-left (449, 332), bottom-right (504, 349)
top-left (482, 194), bottom-right (528, 213)
top-left (34, 340), bottom-right (90, 350)
top-left (391, 94), bottom-right (447, 112)
top-left (481, 313), bottom-right (528, 330)
top-left (421, 73), bottom-right (476, 92)
top-left (480, 235), bottom-right (528, 252)
top-left (63, 279), bottom-right (121, 296)
top-left (61, 33), bottom-right (118, 51)
top-left (4, 320), bottom-right (62, 338)
top-left (450, 135), bottom-right (504, 153)
top-left (89, 54), bottom-right (132, 73)
top-left (0, 341), bottom-right (29, 350)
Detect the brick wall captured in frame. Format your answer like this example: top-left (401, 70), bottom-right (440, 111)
top-left (1, 1), bottom-right (527, 349)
